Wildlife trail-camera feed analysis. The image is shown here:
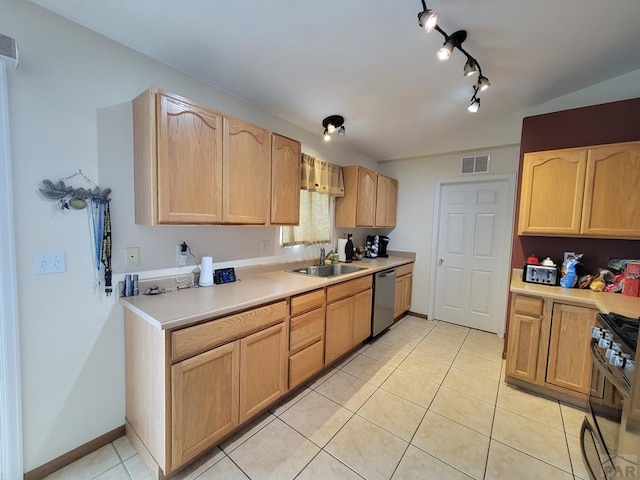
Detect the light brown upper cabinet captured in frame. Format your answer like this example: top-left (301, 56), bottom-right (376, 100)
top-left (581, 142), bottom-right (640, 238)
top-left (375, 174), bottom-right (399, 227)
top-left (518, 148), bottom-right (587, 235)
top-left (518, 141), bottom-right (640, 239)
top-left (336, 166), bottom-right (398, 228)
top-left (132, 87), bottom-right (301, 226)
top-left (223, 118), bottom-right (271, 224)
top-left (134, 88), bottom-right (224, 225)
top-left (270, 134), bottom-right (301, 225)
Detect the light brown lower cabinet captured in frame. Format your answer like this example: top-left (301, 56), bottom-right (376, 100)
top-left (505, 293), bottom-right (597, 400)
top-left (171, 342), bottom-right (239, 468)
top-left (325, 275), bottom-right (373, 364)
top-left (546, 303), bottom-right (597, 394)
top-left (239, 322), bottom-right (288, 422)
top-left (125, 301), bottom-right (287, 478)
top-left (394, 263), bottom-right (413, 319)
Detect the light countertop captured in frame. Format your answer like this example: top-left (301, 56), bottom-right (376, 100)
top-left (510, 269), bottom-right (640, 318)
top-left (121, 256), bottom-right (414, 330)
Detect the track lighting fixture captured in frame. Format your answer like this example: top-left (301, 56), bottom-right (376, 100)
top-left (321, 115), bottom-right (345, 142)
top-left (416, 1), bottom-right (490, 112)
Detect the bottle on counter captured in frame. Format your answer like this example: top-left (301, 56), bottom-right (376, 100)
top-left (345, 234), bottom-right (354, 263)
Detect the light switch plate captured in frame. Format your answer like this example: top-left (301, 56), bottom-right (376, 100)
top-left (33, 251), bottom-right (66, 275)
top-left (126, 247), bottom-right (139, 266)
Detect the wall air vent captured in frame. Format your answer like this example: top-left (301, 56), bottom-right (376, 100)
top-left (0, 34), bottom-right (18, 69)
top-left (461, 154), bottom-right (490, 174)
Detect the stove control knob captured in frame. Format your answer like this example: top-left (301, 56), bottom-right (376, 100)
top-left (591, 327), bottom-right (604, 339)
top-left (610, 353), bottom-right (631, 368)
top-left (598, 338), bottom-right (612, 349)
top-left (605, 343), bottom-right (622, 359)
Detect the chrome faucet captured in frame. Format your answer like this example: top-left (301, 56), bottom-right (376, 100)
top-left (319, 247), bottom-right (326, 266)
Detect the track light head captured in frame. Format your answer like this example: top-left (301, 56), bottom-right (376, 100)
top-left (323, 128), bottom-right (331, 141)
top-left (436, 30), bottom-right (467, 61)
top-left (418, 10), bottom-right (438, 33)
top-left (478, 76), bottom-right (491, 91)
top-left (417, 0), bottom-right (438, 32)
top-left (463, 59), bottom-right (478, 77)
top-left (437, 41), bottom-right (453, 60)
top-left (468, 97), bottom-right (480, 113)
top-left (338, 125), bottom-right (346, 136)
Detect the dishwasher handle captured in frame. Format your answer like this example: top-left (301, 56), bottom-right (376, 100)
top-left (376, 268), bottom-right (396, 279)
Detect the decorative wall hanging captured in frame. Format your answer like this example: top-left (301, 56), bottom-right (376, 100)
top-left (38, 169), bottom-right (113, 296)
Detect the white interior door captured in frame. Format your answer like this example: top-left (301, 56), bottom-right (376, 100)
top-left (433, 179), bottom-right (511, 334)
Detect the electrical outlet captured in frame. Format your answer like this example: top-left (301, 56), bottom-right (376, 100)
top-left (177, 244), bottom-right (188, 265)
top-left (33, 251), bottom-right (66, 275)
top-left (261, 240), bottom-right (272, 254)
top-left (125, 247), bottom-right (139, 266)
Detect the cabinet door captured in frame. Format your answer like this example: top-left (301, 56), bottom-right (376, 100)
top-left (546, 304), bottom-right (597, 394)
top-left (171, 341), bottom-right (239, 469)
top-left (355, 167), bottom-right (378, 227)
top-left (270, 134), bottom-right (301, 225)
top-left (325, 297), bottom-right (353, 364)
top-left (518, 149), bottom-right (587, 235)
top-left (224, 118), bottom-right (271, 224)
top-left (505, 313), bottom-right (541, 383)
top-left (402, 273), bottom-right (413, 313)
top-left (581, 142), bottom-right (640, 238)
top-left (352, 289), bottom-right (373, 345)
top-left (157, 93), bottom-right (223, 224)
top-left (239, 322), bottom-right (287, 422)
top-left (375, 174), bottom-right (398, 227)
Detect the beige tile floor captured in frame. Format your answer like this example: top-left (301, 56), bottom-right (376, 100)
top-left (44, 315), bottom-right (589, 480)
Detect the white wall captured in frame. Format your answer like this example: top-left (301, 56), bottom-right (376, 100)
top-left (4, 0), bottom-right (640, 472)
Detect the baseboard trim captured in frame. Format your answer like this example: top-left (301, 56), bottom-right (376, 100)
top-left (407, 311), bottom-right (427, 319)
top-left (24, 425), bottom-right (125, 480)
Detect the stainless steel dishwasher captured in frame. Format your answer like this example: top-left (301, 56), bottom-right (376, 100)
top-left (371, 268), bottom-right (396, 337)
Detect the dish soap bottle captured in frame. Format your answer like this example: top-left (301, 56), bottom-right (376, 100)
top-left (345, 234), bottom-right (354, 263)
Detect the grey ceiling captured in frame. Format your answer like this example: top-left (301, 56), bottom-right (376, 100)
top-left (31, 0), bottom-right (640, 160)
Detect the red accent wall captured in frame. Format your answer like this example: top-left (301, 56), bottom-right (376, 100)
top-left (512, 97), bottom-right (640, 272)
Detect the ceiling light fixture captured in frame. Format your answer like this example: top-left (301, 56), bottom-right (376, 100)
top-left (417, 1), bottom-right (491, 112)
top-left (321, 115), bottom-right (345, 142)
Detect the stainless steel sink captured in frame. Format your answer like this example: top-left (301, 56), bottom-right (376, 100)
top-left (286, 263), bottom-right (367, 278)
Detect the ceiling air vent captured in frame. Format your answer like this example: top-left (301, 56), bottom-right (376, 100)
top-left (0, 33), bottom-right (18, 69)
top-left (461, 154), bottom-right (490, 174)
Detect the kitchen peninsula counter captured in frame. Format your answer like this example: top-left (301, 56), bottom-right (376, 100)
top-left (510, 268), bottom-right (640, 318)
top-left (121, 255), bottom-right (414, 330)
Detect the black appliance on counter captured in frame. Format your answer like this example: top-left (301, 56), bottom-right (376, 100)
top-left (581, 312), bottom-right (639, 479)
top-left (364, 235), bottom-right (389, 258)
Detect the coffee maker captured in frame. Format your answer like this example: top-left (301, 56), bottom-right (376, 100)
top-left (364, 235), bottom-right (390, 258)
top-left (378, 236), bottom-right (389, 258)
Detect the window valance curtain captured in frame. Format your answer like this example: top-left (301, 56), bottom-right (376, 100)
top-left (300, 154), bottom-right (345, 197)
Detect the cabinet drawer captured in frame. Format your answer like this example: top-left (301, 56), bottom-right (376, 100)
top-left (290, 307), bottom-right (325, 353)
top-left (289, 340), bottom-right (324, 389)
top-left (513, 295), bottom-right (543, 317)
top-left (396, 263), bottom-right (413, 277)
top-left (290, 289), bottom-right (325, 316)
top-left (171, 301), bottom-right (287, 362)
top-left (326, 275), bottom-right (373, 303)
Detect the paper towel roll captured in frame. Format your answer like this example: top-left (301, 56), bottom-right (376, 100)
top-left (199, 256), bottom-right (214, 287)
top-left (337, 239), bottom-right (347, 262)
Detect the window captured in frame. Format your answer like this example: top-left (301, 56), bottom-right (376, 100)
top-left (281, 190), bottom-right (331, 246)
top-left (280, 154), bottom-right (344, 246)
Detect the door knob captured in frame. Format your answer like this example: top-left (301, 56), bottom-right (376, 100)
top-left (438, 257), bottom-right (444, 265)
